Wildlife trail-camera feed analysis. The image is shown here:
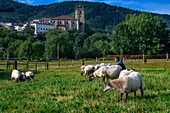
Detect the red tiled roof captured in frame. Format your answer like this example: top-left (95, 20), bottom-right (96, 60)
top-left (52, 15), bottom-right (77, 20)
top-left (40, 18), bottom-right (51, 21)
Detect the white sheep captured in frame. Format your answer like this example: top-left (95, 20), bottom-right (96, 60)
top-left (25, 71), bottom-right (35, 79)
top-left (100, 63), bottom-right (107, 66)
top-left (81, 65), bottom-right (86, 76)
top-left (83, 65), bottom-right (95, 77)
top-left (103, 71), bottom-right (143, 100)
top-left (89, 65), bottom-right (122, 82)
top-left (94, 64), bottom-right (101, 70)
top-left (107, 63), bottom-right (113, 66)
top-left (119, 69), bottom-right (136, 78)
top-left (11, 69), bottom-right (20, 82)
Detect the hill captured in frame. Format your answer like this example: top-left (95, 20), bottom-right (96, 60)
top-left (0, 0), bottom-right (170, 30)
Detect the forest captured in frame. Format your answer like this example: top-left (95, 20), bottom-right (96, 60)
top-left (0, 13), bottom-right (169, 59)
top-left (0, 0), bottom-right (170, 31)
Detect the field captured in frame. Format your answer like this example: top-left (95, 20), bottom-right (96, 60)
top-left (0, 59), bottom-right (170, 112)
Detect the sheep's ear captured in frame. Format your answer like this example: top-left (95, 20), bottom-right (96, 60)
top-left (108, 82), bottom-right (111, 86)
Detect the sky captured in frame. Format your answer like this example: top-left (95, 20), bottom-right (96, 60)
top-left (14, 0), bottom-right (170, 15)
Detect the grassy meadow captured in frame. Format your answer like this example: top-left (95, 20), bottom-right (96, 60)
top-left (0, 59), bottom-right (170, 112)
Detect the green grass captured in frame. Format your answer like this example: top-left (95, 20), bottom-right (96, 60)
top-left (0, 59), bottom-right (170, 112)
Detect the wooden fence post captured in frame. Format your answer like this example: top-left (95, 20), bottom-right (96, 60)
top-left (103, 58), bottom-right (104, 63)
top-left (166, 53), bottom-right (168, 61)
top-left (58, 59), bottom-right (60, 67)
top-left (35, 60), bottom-right (37, 71)
top-left (14, 59), bottom-right (17, 70)
top-left (82, 59), bottom-right (84, 65)
top-left (46, 56), bottom-right (49, 69)
top-left (143, 53), bottom-right (145, 63)
top-left (13, 61), bottom-right (14, 70)
top-left (96, 57), bottom-right (97, 64)
top-left (6, 53), bottom-right (9, 70)
top-left (120, 49), bottom-right (123, 62)
top-left (27, 58), bottom-right (29, 69)
top-left (72, 59), bottom-right (74, 67)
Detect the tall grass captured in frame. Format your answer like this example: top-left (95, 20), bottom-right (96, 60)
top-left (0, 59), bottom-right (169, 112)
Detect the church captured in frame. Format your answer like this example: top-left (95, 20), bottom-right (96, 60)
top-left (31, 5), bottom-right (85, 36)
top-left (52, 5), bottom-right (85, 32)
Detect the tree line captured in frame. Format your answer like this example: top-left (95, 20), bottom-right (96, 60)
top-left (0, 0), bottom-right (170, 31)
top-left (0, 13), bottom-right (169, 59)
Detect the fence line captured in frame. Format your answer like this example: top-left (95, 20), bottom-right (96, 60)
top-left (0, 54), bottom-right (169, 71)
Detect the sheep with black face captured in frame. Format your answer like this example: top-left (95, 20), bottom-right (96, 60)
top-left (89, 65), bottom-right (122, 82)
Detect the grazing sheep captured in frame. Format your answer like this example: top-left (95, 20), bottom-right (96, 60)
top-left (25, 71), bottom-right (35, 79)
top-left (20, 72), bottom-right (26, 81)
top-left (83, 65), bottom-right (95, 77)
top-left (89, 65), bottom-right (122, 82)
top-left (11, 69), bottom-right (20, 82)
top-left (94, 64), bottom-right (101, 70)
top-left (81, 65), bottom-right (86, 76)
top-left (119, 69), bottom-right (136, 78)
top-left (107, 63), bottom-right (113, 66)
top-left (103, 72), bottom-right (143, 100)
top-left (100, 63), bottom-right (107, 66)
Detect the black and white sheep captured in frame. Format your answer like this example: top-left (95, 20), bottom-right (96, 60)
top-left (107, 63), bottom-right (113, 66)
top-left (89, 65), bottom-right (122, 82)
top-left (100, 63), bottom-right (107, 66)
top-left (103, 71), bottom-right (143, 100)
top-left (25, 71), bottom-right (35, 79)
top-left (94, 64), bottom-right (101, 70)
top-left (81, 65), bottom-right (86, 76)
top-left (81, 65), bottom-right (95, 77)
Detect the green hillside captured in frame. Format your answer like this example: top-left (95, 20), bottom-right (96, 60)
top-left (0, 0), bottom-right (170, 30)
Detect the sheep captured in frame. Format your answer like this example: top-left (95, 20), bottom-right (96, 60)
top-left (83, 65), bottom-right (95, 77)
top-left (25, 71), bottom-right (35, 79)
top-left (89, 65), bottom-right (122, 82)
top-left (11, 69), bottom-right (21, 82)
top-left (103, 71), bottom-right (143, 100)
top-left (81, 65), bottom-right (86, 76)
top-left (94, 64), bottom-right (101, 70)
top-left (119, 69), bottom-right (136, 78)
top-left (20, 72), bottom-right (26, 81)
top-left (107, 63), bottom-right (113, 66)
top-left (100, 63), bottom-right (107, 66)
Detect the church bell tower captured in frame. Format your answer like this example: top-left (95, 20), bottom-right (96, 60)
top-left (75, 5), bottom-right (84, 32)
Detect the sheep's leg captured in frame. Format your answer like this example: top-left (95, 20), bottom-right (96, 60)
top-left (103, 76), bottom-right (105, 83)
top-left (134, 92), bottom-right (136, 98)
top-left (107, 77), bottom-right (109, 82)
top-left (140, 87), bottom-right (143, 97)
top-left (125, 93), bottom-right (128, 100)
top-left (81, 71), bottom-right (83, 76)
top-left (120, 93), bottom-right (123, 100)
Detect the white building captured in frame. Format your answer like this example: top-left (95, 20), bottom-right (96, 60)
top-left (30, 22), bottom-right (54, 37)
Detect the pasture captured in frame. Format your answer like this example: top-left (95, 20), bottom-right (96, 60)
top-left (0, 59), bottom-right (170, 112)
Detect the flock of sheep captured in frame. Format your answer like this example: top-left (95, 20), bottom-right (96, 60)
top-left (81, 63), bottom-right (143, 100)
top-left (11, 69), bottom-right (35, 82)
top-left (10, 63), bottom-right (143, 101)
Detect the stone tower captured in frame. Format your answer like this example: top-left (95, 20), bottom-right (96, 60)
top-left (75, 5), bottom-right (84, 32)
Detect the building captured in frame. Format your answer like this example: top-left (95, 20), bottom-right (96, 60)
top-left (0, 5), bottom-right (85, 37)
top-left (51, 5), bottom-right (84, 32)
top-left (30, 22), bottom-right (54, 37)
top-left (0, 22), bottom-right (15, 30)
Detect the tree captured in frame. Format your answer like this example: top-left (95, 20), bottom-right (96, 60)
top-left (32, 41), bottom-right (45, 59)
top-left (23, 24), bottom-right (35, 37)
top-left (18, 37), bottom-right (33, 59)
top-left (112, 13), bottom-right (168, 55)
top-left (44, 29), bottom-right (62, 59)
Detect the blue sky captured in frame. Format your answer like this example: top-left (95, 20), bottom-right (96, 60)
top-left (14, 0), bottom-right (170, 15)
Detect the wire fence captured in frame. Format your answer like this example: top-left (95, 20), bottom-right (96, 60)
top-left (0, 57), bottom-right (169, 71)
